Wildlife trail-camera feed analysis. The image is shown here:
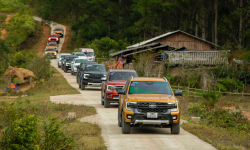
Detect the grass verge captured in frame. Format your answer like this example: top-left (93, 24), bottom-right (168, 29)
top-left (0, 67), bottom-right (106, 149)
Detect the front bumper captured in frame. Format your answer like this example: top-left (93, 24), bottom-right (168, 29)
top-left (82, 79), bottom-right (102, 86)
top-left (64, 65), bottom-right (71, 70)
top-left (106, 92), bottom-right (119, 103)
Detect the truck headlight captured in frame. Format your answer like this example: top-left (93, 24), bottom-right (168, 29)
top-left (126, 102), bottom-right (137, 111)
top-left (66, 63), bottom-right (70, 66)
top-left (48, 38), bottom-right (51, 40)
top-left (56, 38), bottom-right (58, 40)
top-left (169, 103), bottom-right (178, 112)
top-left (84, 74), bottom-right (89, 79)
top-left (107, 85), bottom-right (116, 92)
top-left (103, 74), bottom-right (106, 77)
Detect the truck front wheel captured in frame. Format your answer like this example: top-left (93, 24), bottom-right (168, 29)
top-left (171, 121), bottom-right (180, 134)
top-left (118, 107), bottom-right (122, 127)
top-left (122, 113), bottom-right (130, 134)
top-left (104, 94), bottom-right (110, 108)
top-left (81, 81), bottom-right (85, 90)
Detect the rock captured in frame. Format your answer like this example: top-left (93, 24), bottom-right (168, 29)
top-left (191, 117), bottom-right (200, 123)
top-left (68, 112), bottom-right (76, 121)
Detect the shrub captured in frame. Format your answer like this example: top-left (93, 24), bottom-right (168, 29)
top-left (10, 49), bottom-right (37, 68)
top-left (0, 115), bottom-right (41, 150)
top-left (217, 77), bottom-right (243, 92)
top-left (41, 119), bottom-right (75, 150)
top-left (202, 87), bottom-right (220, 111)
top-left (27, 56), bottom-right (54, 81)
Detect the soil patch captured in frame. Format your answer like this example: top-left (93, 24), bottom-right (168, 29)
top-left (222, 106), bottom-right (250, 120)
top-left (35, 22), bottom-right (50, 55)
top-left (0, 13), bottom-right (14, 39)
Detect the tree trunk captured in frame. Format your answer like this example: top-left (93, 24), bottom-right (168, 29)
top-left (202, 0), bottom-right (206, 40)
top-left (195, 12), bottom-right (198, 37)
top-left (160, 13), bottom-right (163, 35)
top-left (119, 0), bottom-right (122, 36)
top-left (214, 0), bottom-right (218, 46)
top-left (239, 0), bottom-right (243, 49)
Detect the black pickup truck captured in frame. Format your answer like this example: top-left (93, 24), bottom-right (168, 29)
top-left (78, 63), bottom-right (107, 90)
top-left (76, 62), bottom-right (97, 84)
top-left (62, 55), bottom-right (78, 73)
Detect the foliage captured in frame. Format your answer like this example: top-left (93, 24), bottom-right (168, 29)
top-left (27, 56), bottom-right (54, 81)
top-left (10, 49), bottom-right (37, 68)
top-left (89, 37), bottom-right (127, 58)
top-left (0, 115), bottom-right (41, 150)
top-left (5, 8), bottom-right (35, 48)
top-left (202, 87), bottom-right (220, 111)
top-left (216, 77), bottom-right (243, 92)
top-left (132, 52), bottom-right (155, 77)
top-left (41, 119), bottom-right (76, 150)
top-left (0, 0), bottom-right (28, 13)
top-left (238, 51), bottom-right (250, 61)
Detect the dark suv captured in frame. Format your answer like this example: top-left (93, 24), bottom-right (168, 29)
top-left (78, 64), bottom-right (107, 90)
top-left (101, 69), bottom-right (137, 108)
top-left (76, 62), bottom-right (97, 84)
top-left (62, 55), bottom-right (78, 72)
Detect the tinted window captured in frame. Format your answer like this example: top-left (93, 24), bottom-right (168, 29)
top-left (67, 57), bottom-right (76, 61)
top-left (85, 65), bottom-right (105, 71)
top-left (75, 59), bottom-right (88, 63)
top-left (129, 81), bottom-right (172, 95)
top-left (76, 53), bottom-right (86, 56)
top-left (50, 35), bottom-right (57, 37)
top-left (109, 72), bottom-right (137, 81)
top-left (86, 52), bottom-right (94, 56)
top-left (55, 29), bottom-right (62, 31)
top-left (49, 44), bottom-right (57, 46)
top-left (46, 49), bottom-right (56, 51)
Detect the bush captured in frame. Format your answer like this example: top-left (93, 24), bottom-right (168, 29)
top-left (5, 8), bottom-right (35, 48)
top-left (0, 0), bottom-right (28, 13)
top-left (10, 49), bottom-right (37, 68)
top-left (0, 115), bottom-right (41, 150)
top-left (27, 56), bottom-right (54, 81)
top-left (216, 77), bottom-right (243, 92)
top-left (202, 87), bottom-right (220, 111)
top-left (41, 119), bottom-right (75, 150)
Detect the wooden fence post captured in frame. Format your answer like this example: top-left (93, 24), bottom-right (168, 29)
top-left (188, 84), bottom-right (190, 95)
top-left (178, 83), bottom-right (179, 90)
top-left (30, 77), bottom-right (32, 88)
top-left (219, 88), bottom-right (220, 94)
top-left (195, 86), bottom-right (196, 95)
top-left (242, 84), bottom-right (244, 97)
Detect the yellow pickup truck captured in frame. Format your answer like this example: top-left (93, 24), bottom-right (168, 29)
top-left (117, 77), bottom-right (182, 134)
top-left (53, 27), bottom-right (64, 37)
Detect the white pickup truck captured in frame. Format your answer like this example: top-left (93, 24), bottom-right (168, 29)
top-left (79, 48), bottom-right (96, 62)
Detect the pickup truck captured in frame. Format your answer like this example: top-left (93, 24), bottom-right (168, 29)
top-left (101, 69), bottom-right (137, 108)
top-left (76, 62), bottom-right (97, 84)
top-left (117, 77), bottom-right (183, 134)
top-left (79, 48), bottom-right (95, 62)
top-left (48, 33), bottom-right (60, 44)
top-left (70, 58), bottom-right (89, 75)
top-left (58, 53), bottom-right (71, 68)
top-left (78, 63), bottom-right (107, 90)
top-left (62, 55), bottom-right (78, 72)
top-left (53, 27), bottom-right (64, 37)
top-left (44, 48), bottom-right (57, 59)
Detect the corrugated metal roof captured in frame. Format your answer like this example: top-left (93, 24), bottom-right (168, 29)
top-left (109, 43), bottom-right (160, 57)
top-left (123, 44), bottom-right (174, 57)
top-left (127, 30), bottom-right (220, 49)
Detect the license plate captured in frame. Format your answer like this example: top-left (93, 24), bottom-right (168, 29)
top-left (147, 112), bottom-right (158, 118)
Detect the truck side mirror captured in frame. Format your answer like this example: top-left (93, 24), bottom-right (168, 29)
top-left (117, 89), bottom-right (125, 95)
top-left (174, 90), bottom-right (183, 96)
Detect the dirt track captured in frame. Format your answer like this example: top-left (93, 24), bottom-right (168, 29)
top-left (33, 16), bottom-right (216, 150)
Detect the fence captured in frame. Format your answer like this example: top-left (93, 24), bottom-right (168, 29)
top-left (171, 84), bottom-right (250, 97)
top-left (164, 50), bottom-right (228, 65)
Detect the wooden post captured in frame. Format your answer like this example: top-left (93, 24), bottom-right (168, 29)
top-left (178, 83), bottom-right (179, 90)
top-left (97, 58), bottom-right (99, 64)
top-left (219, 87), bottom-right (220, 94)
top-left (188, 84), bottom-right (190, 95)
top-left (30, 77), bottom-right (32, 88)
top-left (195, 86), bottom-right (196, 95)
top-left (242, 84), bottom-right (244, 97)
top-left (8, 73), bottom-right (11, 88)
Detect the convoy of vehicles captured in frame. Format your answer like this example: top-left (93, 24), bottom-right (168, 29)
top-left (79, 48), bottom-right (96, 62)
top-left (57, 46), bottom-right (183, 135)
top-left (101, 69), bottom-right (137, 108)
top-left (47, 42), bottom-right (58, 53)
top-left (44, 48), bottom-right (57, 59)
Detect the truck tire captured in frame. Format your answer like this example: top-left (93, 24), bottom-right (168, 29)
top-left (171, 121), bottom-right (180, 134)
top-left (64, 68), bottom-right (67, 73)
top-left (118, 106), bottom-right (122, 127)
top-left (71, 71), bottom-right (73, 75)
top-left (76, 76), bottom-right (78, 83)
top-left (122, 113), bottom-right (130, 134)
top-left (81, 81), bottom-right (85, 90)
top-left (58, 63), bottom-right (60, 68)
top-left (101, 94), bottom-right (104, 105)
top-left (79, 81), bottom-right (81, 89)
top-left (104, 94), bottom-right (110, 108)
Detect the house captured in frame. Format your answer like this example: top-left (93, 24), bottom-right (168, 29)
top-left (127, 30), bottom-right (220, 51)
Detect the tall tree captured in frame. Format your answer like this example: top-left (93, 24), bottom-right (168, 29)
top-left (214, 0), bottom-right (218, 46)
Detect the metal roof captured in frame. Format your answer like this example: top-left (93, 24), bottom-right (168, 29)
top-left (123, 44), bottom-right (175, 57)
top-left (109, 43), bottom-right (160, 57)
top-left (127, 30), bottom-right (220, 49)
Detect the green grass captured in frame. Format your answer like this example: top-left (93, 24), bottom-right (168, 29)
top-left (0, 67), bottom-right (106, 149)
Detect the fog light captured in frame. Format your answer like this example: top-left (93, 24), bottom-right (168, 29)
top-left (127, 115), bottom-right (132, 119)
top-left (108, 94), bottom-right (111, 97)
top-left (172, 116), bottom-right (177, 120)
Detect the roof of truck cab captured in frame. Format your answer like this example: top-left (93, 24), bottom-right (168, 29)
top-left (110, 69), bottom-right (136, 72)
top-left (132, 77), bottom-right (167, 82)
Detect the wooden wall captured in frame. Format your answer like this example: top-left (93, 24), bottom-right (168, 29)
top-left (148, 33), bottom-right (215, 51)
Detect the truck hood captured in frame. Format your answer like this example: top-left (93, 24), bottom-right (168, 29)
top-left (127, 94), bottom-right (178, 103)
top-left (47, 46), bottom-right (58, 49)
top-left (49, 37), bottom-right (58, 39)
top-left (85, 71), bottom-right (106, 75)
top-left (108, 80), bottom-right (126, 86)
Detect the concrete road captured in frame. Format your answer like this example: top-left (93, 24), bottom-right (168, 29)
top-left (33, 16), bottom-right (216, 150)
top-left (50, 60), bottom-right (216, 150)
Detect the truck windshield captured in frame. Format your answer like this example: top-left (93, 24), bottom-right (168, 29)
top-left (109, 72), bottom-right (137, 81)
top-left (46, 49), bottom-right (56, 51)
top-left (76, 53), bottom-right (86, 56)
top-left (50, 35), bottom-right (58, 37)
top-left (55, 29), bottom-right (62, 31)
top-left (86, 52), bottom-right (94, 56)
top-left (49, 44), bottom-right (57, 46)
top-left (75, 59), bottom-right (88, 63)
top-left (67, 57), bottom-right (77, 61)
top-left (129, 81), bottom-right (172, 95)
top-left (85, 65), bottom-right (105, 71)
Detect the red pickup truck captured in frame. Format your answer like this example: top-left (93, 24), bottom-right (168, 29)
top-left (101, 69), bottom-right (137, 108)
top-left (48, 33), bottom-right (60, 44)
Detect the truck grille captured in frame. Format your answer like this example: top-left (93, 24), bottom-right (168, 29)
top-left (115, 86), bottom-right (124, 92)
top-left (137, 102), bottom-right (170, 113)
